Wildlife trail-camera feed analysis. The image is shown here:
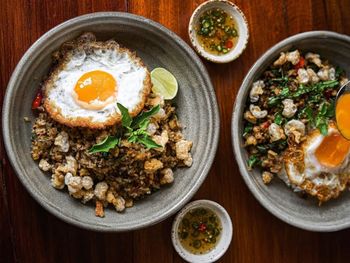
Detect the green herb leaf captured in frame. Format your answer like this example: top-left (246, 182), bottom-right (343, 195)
top-left (128, 134), bottom-right (138, 143)
top-left (308, 94), bottom-right (322, 103)
top-left (292, 84), bottom-right (309, 98)
top-left (243, 123), bottom-right (253, 137)
top-left (269, 76), bottom-right (289, 86)
top-left (304, 107), bottom-right (314, 126)
top-left (274, 112), bottom-right (283, 125)
top-left (292, 81), bottom-right (339, 100)
top-left (318, 122), bottom-right (328, 136)
top-left (335, 66), bottom-right (345, 79)
top-left (137, 135), bottom-right (162, 149)
top-left (127, 129), bottom-right (161, 149)
top-left (131, 105), bottom-right (160, 129)
top-left (115, 103), bottom-right (164, 149)
top-left (316, 80), bottom-right (339, 92)
top-left (117, 103), bottom-right (132, 128)
top-left (315, 115), bottom-right (323, 127)
top-left (325, 100), bottom-right (335, 118)
top-left (298, 106), bottom-right (312, 119)
top-left (88, 136), bottom-right (120, 154)
top-left (247, 155), bottom-right (259, 169)
top-left (319, 102), bottom-right (328, 116)
top-left (268, 97), bottom-right (280, 106)
top-left (139, 119), bottom-right (150, 131)
top-left (280, 87), bottom-right (290, 97)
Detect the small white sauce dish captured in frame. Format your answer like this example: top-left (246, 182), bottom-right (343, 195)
top-left (188, 0), bottom-right (249, 63)
top-left (171, 200), bottom-right (233, 263)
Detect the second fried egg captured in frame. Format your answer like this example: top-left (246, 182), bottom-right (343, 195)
top-left (43, 34), bottom-right (151, 129)
top-left (284, 123), bottom-right (350, 202)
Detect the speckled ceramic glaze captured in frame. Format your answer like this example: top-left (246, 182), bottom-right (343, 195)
top-left (188, 0), bottom-right (249, 63)
top-left (232, 31), bottom-right (350, 232)
top-left (171, 200), bottom-right (233, 263)
top-left (2, 12), bottom-right (219, 232)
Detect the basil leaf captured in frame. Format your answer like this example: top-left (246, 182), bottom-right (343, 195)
top-left (268, 97), bottom-right (280, 106)
top-left (305, 107), bottom-right (314, 126)
top-left (131, 105), bottom-right (160, 129)
top-left (269, 76), bottom-right (289, 86)
top-left (335, 66), bottom-right (344, 79)
top-left (319, 102), bottom-right (328, 116)
top-left (280, 87), bottom-right (290, 97)
top-left (274, 112), bottom-right (283, 125)
top-left (243, 123), bottom-right (253, 137)
top-left (291, 81), bottom-right (338, 100)
top-left (325, 100), bottom-right (335, 118)
top-left (139, 119), bottom-right (150, 131)
top-left (318, 122), bottom-right (328, 136)
top-left (128, 134), bottom-right (138, 143)
top-left (88, 136), bottom-right (120, 154)
top-left (136, 135), bottom-right (161, 149)
top-left (247, 155), bottom-right (260, 169)
top-left (292, 84), bottom-right (309, 98)
top-left (117, 103), bottom-right (132, 128)
top-left (315, 115), bottom-right (323, 127)
top-left (316, 80), bottom-right (339, 92)
top-left (308, 94), bottom-right (322, 103)
top-left (298, 106), bottom-right (313, 119)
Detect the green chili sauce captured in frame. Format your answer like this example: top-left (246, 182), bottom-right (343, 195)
top-left (178, 207), bottom-right (222, 254)
top-left (196, 8), bottom-right (238, 55)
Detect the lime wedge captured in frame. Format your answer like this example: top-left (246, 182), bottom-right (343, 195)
top-left (151, 68), bottom-right (178, 100)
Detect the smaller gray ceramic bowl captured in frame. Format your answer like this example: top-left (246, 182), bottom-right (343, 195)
top-left (2, 12), bottom-right (219, 232)
top-left (232, 31), bottom-right (350, 232)
top-left (188, 0), bottom-right (249, 63)
top-left (171, 200), bottom-right (233, 263)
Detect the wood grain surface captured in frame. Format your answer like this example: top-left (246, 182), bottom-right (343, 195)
top-left (1, 0), bottom-right (350, 262)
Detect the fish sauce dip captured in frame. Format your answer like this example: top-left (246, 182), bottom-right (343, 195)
top-left (178, 207), bottom-right (222, 255)
top-left (196, 8), bottom-right (238, 55)
top-left (336, 93), bottom-right (350, 140)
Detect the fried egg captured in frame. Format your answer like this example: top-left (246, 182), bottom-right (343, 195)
top-left (283, 122), bottom-right (350, 202)
top-left (43, 33), bottom-right (151, 129)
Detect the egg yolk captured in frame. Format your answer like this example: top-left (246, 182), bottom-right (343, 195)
top-left (74, 70), bottom-right (116, 107)
top-left (336, 93), bottom-right (350, 139)
top-left (315, 132), bottom-right (350, 167)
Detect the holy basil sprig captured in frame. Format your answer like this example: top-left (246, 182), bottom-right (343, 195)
top-left (88, 104), bottom-right (161, 154)
top-left (268, 80), bottom-right (339, 106)
top-left (298, 100), bottom-right (335, 136)
top-left (117, 103), bottom-right (162, 149)
top-left (315, 101), bottom-right (335, 136)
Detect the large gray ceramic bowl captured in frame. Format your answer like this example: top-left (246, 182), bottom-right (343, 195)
top-left (2, 12), bottom-right (219, 232)
top-left (232, 31), bottom-right (350, 232)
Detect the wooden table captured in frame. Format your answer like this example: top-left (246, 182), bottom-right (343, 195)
top-left (1, 0), bottom-right (350, 262)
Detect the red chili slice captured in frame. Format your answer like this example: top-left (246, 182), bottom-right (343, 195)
top-left (32, 90), bottom-right (43, 109)
top-left (198, 223), bottom-right (207, 232)
top-left (225, 40), bottom-right (233, 49)
top-left (261, 121), bottom-right (270, 129)
top-left (294, 57), bottom-right (305, 70)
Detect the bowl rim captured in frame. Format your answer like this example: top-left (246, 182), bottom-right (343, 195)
top-left (2, 12), bottom-right (220, 232)
top-left (171, 199), bottom-right (233, 263)
top-left (231, 30), bottom-right (350, 232)
top-left (188, 0), bottom-right (249, 64)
